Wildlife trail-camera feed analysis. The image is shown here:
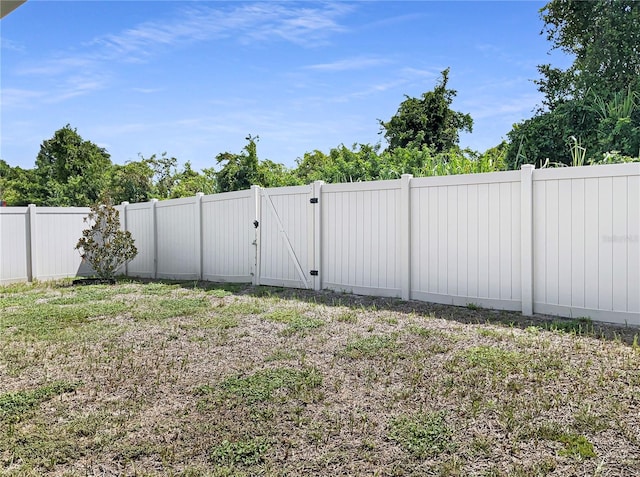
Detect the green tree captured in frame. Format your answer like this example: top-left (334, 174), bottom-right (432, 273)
top-left (380, 68), bottom-right (473, 152)
top-left (34, 125), bottom-right (112, 206)
top-left (169, 162), bottom-right (217, 198)
top-left (215, 135), bottom-right (261, 193)
top-left (146, 152), bottom-right (179, 199)
top-left (107, 159), bottom-right (155, 204)
top-left (506, 1), bottom-right (640, 166)
top-left (537, 0), bottom-right (640, 105)
top-left (0, 160), bottom-right (43, 206)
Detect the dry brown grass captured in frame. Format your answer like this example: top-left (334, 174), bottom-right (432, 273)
top-left (1, 279), bottom-right (639, 476)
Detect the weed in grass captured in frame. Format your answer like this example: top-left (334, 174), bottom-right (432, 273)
top-left (208, 289), bottom-right (234, 298)
top-left (523, 422), bottom-right (597, 459)
top-left (342, 334), bottom-right (398, 359)
top-left (221, 301), bottom-right (266, 316)
top-left (334, 310), bottom-right (358, 324)
top-left (263, 309), bottom-right (324, 336)
top-left (1, 301), bottom-right (129, 340)
top-left (457, 345), bottom-right (524, 375)
top-left (557, 433), bottom-right (597, 459)
top-left (547, 317), bottom-right (595, 336)
top-left (198, 314), bottom-right (239, 330)
top-left (132, 297), bottom-right (210, 320)
top-left (201, 367), bottom-right (322, 404)
top-left (210, 438), bottom-right (269, 466)
top-left (573, 404), bottom-right (608, 433)
top-left (407, 325), bottom-right (432, 338)
top-left (388, 411), bottom-right (454, 458)
top-left (0, 381), bottom-right (79, 423)
top-left (140, 282), bottom-right (181, 295)
top-left (264, 348), bottom-right (297, 362)
top-left (477, 328), bottom-right (505, 340)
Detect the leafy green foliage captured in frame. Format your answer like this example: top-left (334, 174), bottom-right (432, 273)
top-left (388, 411), bottom-right (454, 457)
top-left (263, 309), bottom-right (324, 336)
top-left (210, 438), bottom-right (269, 466)
top-left (107, 159), bottom-right (155, 204)
top-left (75, 199), bottom-right (138, 279)
top-left (342, 334), bottom-right (398, 359)
top-left (538, 0), bottom-right (640, 102)
top-left (508, 1), bottom-right (640, 166)
top-left (34, 124), bottom-right (112, 206)
top-left (215, 367), bottom-right (322, 403)
top-left (380, 68), bottom-right (473, 152)
top-left (0, 382), bottom-right (79, 423)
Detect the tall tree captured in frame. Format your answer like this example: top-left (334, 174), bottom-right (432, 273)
top-left (215, 135), bottom-right (261, 193)
top-left (537, 0), bottom-right (640, 106)
top-left (380, 68), bottom-right (473, 153)
top-left (34, 125), bottom-right (112, 206)
top-left (107, 159), bottom-right (155, 204)
top-left (506, 1), bottom-right (640, 166)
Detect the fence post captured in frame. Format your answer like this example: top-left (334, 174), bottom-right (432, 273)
top-left (27, 204), bottom-right (37, 282)
top-left (400, 174), bottom-right (413, 301)
top-left (195, 193), bottom-right (204, 281)
top-left (120, 202), bottom-right (129, 276)
top-left (150, 199), bottom-right (158, 279)
top-left (520, 165), bottom-right (535, 315)
top-left (251, 185), bottom-right (261, 286)
top-left (312, 180), bottom-right (324, 291)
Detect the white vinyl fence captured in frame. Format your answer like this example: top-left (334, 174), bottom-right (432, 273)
top-left (1, 163), bottom-right (638, 326)
top-left (0, 205), bottom-right (92, 284)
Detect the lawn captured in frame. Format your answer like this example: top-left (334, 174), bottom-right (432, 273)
top-left (0, 279), bottom-right (638, 476)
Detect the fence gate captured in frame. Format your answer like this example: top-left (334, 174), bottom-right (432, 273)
top-left (256, 185), bottom-right (319, 289)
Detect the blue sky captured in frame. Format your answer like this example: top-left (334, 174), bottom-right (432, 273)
top-left (1, 0), bottom-right (571, 171)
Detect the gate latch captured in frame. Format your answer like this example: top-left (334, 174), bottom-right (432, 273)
top-left (253, 220), bottom-right (259, 228)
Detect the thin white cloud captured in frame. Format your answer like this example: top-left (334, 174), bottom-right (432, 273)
top-left (0, 37), bottom-right (25, 52)
top-left (132, 87), bottom-right (164, 94)
top-left (0, 88), bottom-right (45, 108)
top-left (463, 93), bottom-right (541, 120)
top-left (12, 2), bottom-right (354, 104)
top-left (306, 56), bottom-right (391, 72)
top-left (91, 2), bottom-right (352, 63)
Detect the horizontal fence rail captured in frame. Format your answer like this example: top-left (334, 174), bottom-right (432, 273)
top-left (1, 163), bottom-right (638, 326)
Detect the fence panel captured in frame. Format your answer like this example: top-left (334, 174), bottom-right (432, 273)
top-left (0, 207), bottom-right (29, 284)
top-left (123, 202), bottom-right (156, 278)
top-left (532, 164), bottom-right (640, 325)
top-left (32, 207), bottom-right (91, 281)
top-left (410, 172), bottom-right (522, 310)
top-left (155, 197), bottom-right (199, 280)
top-left (321, 180), bottom-right (402, 297)
top-left (258, 185), bottom-right (313, 289)
top-left (202, 190), bottom-right (255, 282)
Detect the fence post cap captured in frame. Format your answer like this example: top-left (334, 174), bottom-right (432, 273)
top-left (28, 203), bottom-right (36, 207)
top-left (196, 192), bottom-right (204, 197)
top-left (521, 164), bottom-right (535, 171)
top-left (121, 201), bottom-right (129, 205)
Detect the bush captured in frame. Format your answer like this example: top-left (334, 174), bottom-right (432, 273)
top-left (75, 199), bottom-right (137, 279)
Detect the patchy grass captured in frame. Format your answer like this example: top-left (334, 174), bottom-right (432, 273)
top-left (0, 279), bottom-right (638, 476)
top-left (388, 411), bottom-right (454, 457)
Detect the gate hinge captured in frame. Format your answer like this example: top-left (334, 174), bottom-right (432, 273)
top-left (309, 197), bottom-right (319, 204)
top-left (310, 270), bottom-right (319, 276)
